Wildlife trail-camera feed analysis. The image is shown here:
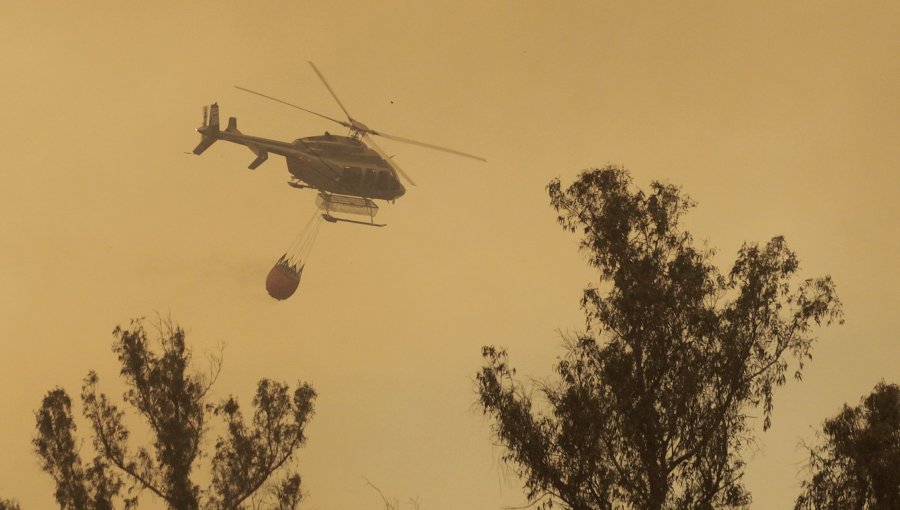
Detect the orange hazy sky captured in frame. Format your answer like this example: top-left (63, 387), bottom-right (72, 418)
top-left (1, 2), bottom-right (898, 509)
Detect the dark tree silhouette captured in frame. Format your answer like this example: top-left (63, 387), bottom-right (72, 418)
top-left (477, 166), bottom-right (843, 510)
top-left (0, 500), bottom-right (23, 510)
top-left (364, 479), bottom-right (421, 510)
top-left (795, 382), bottom-right (900, 510)
top-left (33, 318), bottom-right (315, 510)
top-left (34, 388), bottom-right (121, 509)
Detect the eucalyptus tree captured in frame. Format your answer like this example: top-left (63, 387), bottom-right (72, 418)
top-left (795, 382), bottom-right (900, 510)
top-left (33, 318), bottom-right (315, 510)
top-left (477, 166), bottom-right (843, 510)
top-left (0, 500), bottom-right (23, 510)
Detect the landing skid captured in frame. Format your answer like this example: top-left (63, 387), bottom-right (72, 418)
top-left (321, 213), bottom-right (386, 227)
top-left (287, 180), bottom-right (311, 190)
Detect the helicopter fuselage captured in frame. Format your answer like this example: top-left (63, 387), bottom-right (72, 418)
top-left (196, 113), bottom-right (406, 201)
top-left (288, 133), bottom-right (405, 201)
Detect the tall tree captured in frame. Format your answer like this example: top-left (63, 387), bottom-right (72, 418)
top-left (795, 382), bottom-right (900, 510)
top-left (33, 317), bottom-right (315, 510)
top-left (33, 388), bottom-right (121, 509)
top-left (477, 166), bottom-right (842, 510)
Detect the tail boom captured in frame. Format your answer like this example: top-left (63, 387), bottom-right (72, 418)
top-left (191, 103), bottom-right (302, 169)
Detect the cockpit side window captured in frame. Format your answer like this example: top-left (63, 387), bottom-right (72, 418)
top-left (342, 167), bottom-right (362, 188)
top-left (376, 170), bottom-right (392, 190)
top-left (362, 168), bottom-right (376, 190)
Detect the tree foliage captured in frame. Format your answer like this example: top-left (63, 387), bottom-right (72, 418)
top-left (33, 317), bottom-right (315, 510)
top-left (795, 382), bottom-right (900, 510)
top-left (477, 166), bottom-right (842, 510)
top-left (0, 499), bottom-right (24, 510)
top-left (34, 388), bottom-right (121, 509)
top-left (208, 380), bottom-right (314, 509)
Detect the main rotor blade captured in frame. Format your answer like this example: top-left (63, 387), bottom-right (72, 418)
top-left (308, 62), bottom-right (484, 163)
top-left (234, 86), bottom-right (351, 129)
top-left (363, 134), bottom-right (417, 187)
top-left (371, 131), bottom-right (486, 162)
top-left (308, 61), bottom-right (354, 122)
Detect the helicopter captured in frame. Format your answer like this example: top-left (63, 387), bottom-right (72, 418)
top-left (192, 62), bottom-right (485, 226)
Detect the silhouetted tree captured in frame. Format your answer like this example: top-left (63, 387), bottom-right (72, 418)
top-left (33, 317), bottom-right (315, 510)
top-left (0, 499), bottom-right (23, 510)
top-left (477, 166), bottom-right (842, 510)
top-left (33, 388), bottom-right (121, 509)
top-left (364, 479), bottom-right (421, 510)
top-left (795, 382), bottom-right (900, 510)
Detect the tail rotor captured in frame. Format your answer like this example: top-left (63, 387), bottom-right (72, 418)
top-left (192, 103), bottom-right (220, 155)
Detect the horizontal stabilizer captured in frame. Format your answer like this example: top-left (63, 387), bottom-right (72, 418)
top-left (193, 137), bottom-right (216, 155)
top-left (248, 149), bottom-right (268, 170)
